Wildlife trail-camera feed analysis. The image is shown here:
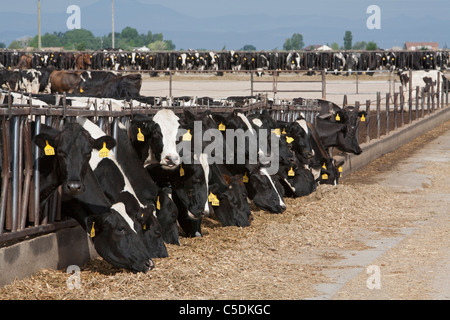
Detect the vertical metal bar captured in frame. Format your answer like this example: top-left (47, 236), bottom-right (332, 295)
top-left (11, 116), bottom-right (20, 232)
top-left (393, 93), bottom-right (398, 131)
top-left (366, 100), bottom-right (370, 143)
top-left (321, 70), bottom-right (326, 100)
top-left (250, 72), bottom-right (254, 96)
top-left (0, 118), bottom-right (10, 235)
top-left (400, 86), bottom-right (404, 126)
top-left (112, 117), bottom-right (119, 157)
top-left (415, 86), bottom-right (419, 120)
top-left (34, 116), bottom-right (41, 226)
top-left (169, 71), bottom-right (173, 97)
top-left (376, 92), bottom-right (381, 139)
top-left (386, 93), bottom-right (391, 134)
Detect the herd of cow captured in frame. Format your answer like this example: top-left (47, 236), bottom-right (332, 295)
top-left (1, 49), bottom-right (448, 75)
top-left (4, 88), bottom-right (364, 273)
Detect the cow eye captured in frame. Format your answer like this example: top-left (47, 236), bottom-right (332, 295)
top-left (117, 226), bottom-right (126, 234)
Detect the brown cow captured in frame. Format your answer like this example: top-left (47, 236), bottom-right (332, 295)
top-left (49, 70), bottom-right (83, 93)
top-left (16, 55), bottom-right (32, 69)
top-left (75, 53), bottom-right (92, 70)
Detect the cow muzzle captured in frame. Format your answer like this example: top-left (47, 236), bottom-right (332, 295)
top-left (161, 155), bottom-right (180, 169)
top-left (65, 181), bottom-right (85, 196)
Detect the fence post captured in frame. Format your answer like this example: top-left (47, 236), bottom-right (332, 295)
top-left (321, 70), bottom-right (326, 100)
top-left (377, 92), bottom-right (381, 139)
top-left (393, 93), bottom-right (398, 131)
top-left (386, 93), bottom-right (391, 134)
top-left (400, 86), bottom-right (404, 126)
top-left (415, 86), bottom-right (419, 120)
top-left (365, 100), bottom-right (371, 143)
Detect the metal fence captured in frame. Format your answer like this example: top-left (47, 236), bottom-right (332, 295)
top-left (0, 74), bottom-right (448, 245)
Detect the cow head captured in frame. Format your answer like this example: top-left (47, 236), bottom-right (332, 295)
top-left (209, 165), bottom-right (253, 227)
top-left (130, 111), bottom-right (181, 170)
top-left (155, 187), bottom-right (180, 245)
top-left (244, 164), bottom-right (286, 214)
top-left (332, 107), bottom-right (366, 155)
top-left (34, 122), bottom-right (116, 197)
top-left (318, 158), bottom-right (345, 186)
top-left (84, 201), bottom-right (155, 273)
top-left (280, 116), bottom-right (315, 161)
top-left (278, 162), bottom-right (317, 197)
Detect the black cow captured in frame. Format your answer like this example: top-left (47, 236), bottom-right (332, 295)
top-left (316, 105), bottom-right (366, 155)
top-left (78, 73), bottom-right (142, 99)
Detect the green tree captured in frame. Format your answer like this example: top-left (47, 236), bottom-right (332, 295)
top-left (8, 40), bottom-right (22, 49)
top-left (330, 42), bottom-right (340, 50)
top-left (343, 30), bottom-right (353, 50)
top-left (283, 33), bottom-right (304, 50)
top-left (366, 41), bottom-right (378, 50)
top-left (352, 41), bottom-right (367, 50)
top-left (241, 44), bottom-right (256, 51)
top-left (62, 29), bottom-right (99, 50)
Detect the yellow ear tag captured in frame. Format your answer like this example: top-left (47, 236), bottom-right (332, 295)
top-left (272, 128), bottom-right (281, 136)
top-left (282, 128), bottom-right (286, 134)
top-left (44, 140), bottom-right (55, 156)
top-left (243, 172), bottom-right (249, 183)
top-left (288, 167), bottom-right (295, 176)
top-left (137, 128), bottom-right (145, 142)
top-left (90, 222), bottom-right (95, 238)
top-left (286, 136), bottom-right (294, 144)
top-left (218, 122), bottom-right (226, 131)
top-left (360, 114), bottom-right (366, 122)
top-left (156, 196), bottom-right (161, 210)
top-left (322, 173), bottom-right (328, 180)
top-left (179, 164), bottom-right (185, 177)
top-left (182, 130), bottom-right (192, 141)
top-left (322, 163), bottom-right (327, 170)
top-left (98, 142), bottom-right (109, 158)
top-left (335, 114), bottom-right (341, 121)
top-left (143, 224), bottom-right (147, 230)
top-left (339, 166), bottom-right (343, 173)
top-left (208, 192), bottom-right (220, 206)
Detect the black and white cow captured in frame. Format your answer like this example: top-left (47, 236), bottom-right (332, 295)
top-left (77, 117), bottom-right (168, 258)
top-left (316, 105), bottom-right (366, 155)
top-left (130, 110), bottom-right (182, 171)
top-left (210, 110), bottom-right (287, 213)
top-left (33, 121), bottom-right (154, 272)
top-left (398, 70), bottom-right (447, 97)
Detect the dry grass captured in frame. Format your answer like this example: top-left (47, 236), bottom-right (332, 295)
top-left (0, 182), bottom-right (418, 300)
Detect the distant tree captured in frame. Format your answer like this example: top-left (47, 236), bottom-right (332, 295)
top-left (343, 31), bottom-right (352, 50)
top-left (0, 42), bottom-right (5, 49)
top-left (147, 40), bottom-right (175, 51)
top-left (62, 29), bottom-right (99, 50)
top-left (283, 33), bottom-right (304, 50)
top-left (330, 42), bottom-right (340, 50)
top-left (352, 41), bottom-right (367, 50)
top-left (241, 44), bottom-right (256, 51)
top-left (366, 41), bottom-right (378, 50)
top-left (8, 40), bottom-right (22, 49)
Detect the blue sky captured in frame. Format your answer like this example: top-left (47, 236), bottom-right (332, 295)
top-left (1, 0), bottom-right (449, 50)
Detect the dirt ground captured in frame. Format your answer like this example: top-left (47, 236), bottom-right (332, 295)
top-left (0, 117), bottom-right (449, 300)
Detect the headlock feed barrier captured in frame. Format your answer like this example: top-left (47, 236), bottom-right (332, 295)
top-left (0, 74), bottom-right (449, 246)
top-left (1, 49), bottom-right (448, 73)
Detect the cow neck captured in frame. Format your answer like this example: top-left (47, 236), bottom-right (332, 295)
top-left (306, 122), bottom-right (329, 160)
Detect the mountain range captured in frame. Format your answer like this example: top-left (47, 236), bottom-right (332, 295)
top-left (0, 1), bottom-right (448, 50)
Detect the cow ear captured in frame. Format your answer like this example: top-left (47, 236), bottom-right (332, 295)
top-left (85, 215), bottom-right (101, 239)
top-left (33, 133), bottom-right (56, 150)
top-left (222, 174), bottom-right (232, 185)
top-left (210, 113), bottom-right (227, 126)
top-left (92, 135), bottom-right (116, 151)
top-left (358, 111), bottom-right (367, 118)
